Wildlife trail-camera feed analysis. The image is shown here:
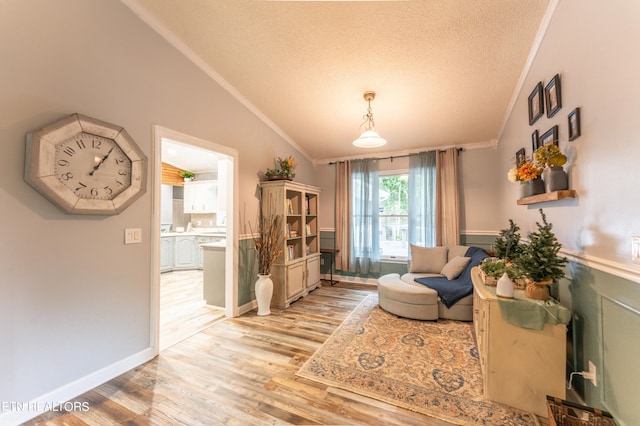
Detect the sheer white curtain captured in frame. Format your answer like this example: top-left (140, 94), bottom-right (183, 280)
top-left (408, 151), bottom-right (437, 249)
top-left (349, 158), bottom-right (380, 274)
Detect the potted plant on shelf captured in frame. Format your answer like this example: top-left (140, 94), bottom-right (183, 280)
top-left (248, 208), bottom-right (285, 316)
top-left (265, 156), bottom-right (296, 181)
top-left (517, 209), bottom-right (568, 300)
top-left (534, 144), bottom-right (568, 192)
top-left (179, 170), bottom-right (195, 182)
top-left (507, 159), bottom-right (544, 198)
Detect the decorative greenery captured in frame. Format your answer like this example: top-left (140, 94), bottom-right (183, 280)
top-left (534, 144), bottom-right (567, 169)
top-left (507, 160), bottom-right (542, 182)
top-left (248, 194), bottom-right (285, 275)
top-left (493, 219), bottom-right (525, 262)
top-left (480, 257), bottom-right (519, 279)
top-left (179, 170), bottom-right (195, 179)
top-left (265, 156), bottom-right (297, 179)
top-left (517, 209), bottom-right (568, 283)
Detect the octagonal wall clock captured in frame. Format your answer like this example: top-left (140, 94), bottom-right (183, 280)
top-left (25, 113), bottom-right (148, 215)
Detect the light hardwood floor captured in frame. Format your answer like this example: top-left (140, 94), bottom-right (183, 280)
top-left (160, 270), bottom-right (226, 350)
top-left (25, 282), bottom-right (456, 425)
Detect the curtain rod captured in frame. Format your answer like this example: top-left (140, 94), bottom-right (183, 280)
top-left (328, 147), bottom-right (463, 165)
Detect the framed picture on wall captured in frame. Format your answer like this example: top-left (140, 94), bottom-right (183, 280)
top-left (568, 107), bottom-right (581, 141)
top-left (545, 74), bottom-right (562, 118)
top-left (515, 148), bottom-right (526, 167)
top-left (541, 125), bottom-right (559, 146)
top-left (531, 130), bottom-right (541, 152)
top-left (528, 82), bottom-right (544, 125)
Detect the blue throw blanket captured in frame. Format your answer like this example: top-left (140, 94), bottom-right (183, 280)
top-left (414, 247), bottom-right (489, 308)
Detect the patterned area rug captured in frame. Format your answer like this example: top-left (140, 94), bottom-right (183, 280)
top-left (297, 294), bottom-right (535, 425)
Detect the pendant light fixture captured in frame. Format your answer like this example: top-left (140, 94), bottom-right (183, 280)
top-left (353, 91), bottom-right (387, 148)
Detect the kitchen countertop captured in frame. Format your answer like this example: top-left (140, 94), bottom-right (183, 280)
top-left (161, 232), bottom-right (226, 237)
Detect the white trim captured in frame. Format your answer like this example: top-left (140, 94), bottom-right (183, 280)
top-left (238, 300), bottom-right (258, 316)
top-left (0, 348), bottom-right (155, 426)
top-left (120, 0), bottom-right (311, 162)
top-left (461, 230), bottom-right (499, 236)
top-left (314, 139), bottom-right (498, 166)
top-left (319, 227), bottom-right (335, 233)
top-left (561, 248), bottom-right (640, 285)
top-left (497, 0), bottom-right (560, 142)
top-left (152, 126), bottom-right (240, 356)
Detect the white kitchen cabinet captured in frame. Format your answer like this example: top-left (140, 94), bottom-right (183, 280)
top-left (471, 266), bottom-right (566, 418)
top-left (160, 236), bottom-right (174, 273)
top-left (260, 180), bottom-right (321, 309)
top-left (183, 181), bottom-right (217, 214)
top-left (173, 235), bottom-right (198, 269)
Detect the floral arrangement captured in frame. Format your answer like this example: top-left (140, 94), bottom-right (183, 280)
top-left (533, 144), bottom-right (567, 169)
top-left (507, 160), bottom-right (542, 182)
top-left (265, 156), bottom-right (296, 180)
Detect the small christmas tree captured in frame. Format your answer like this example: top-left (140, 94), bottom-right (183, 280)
top-left (518, 209), bottom-right (567, 283)
top-left (494, 219), bottom-right (524, 262)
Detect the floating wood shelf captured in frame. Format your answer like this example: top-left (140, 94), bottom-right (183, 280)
top-left (517, 189), bottom-right (577, 205)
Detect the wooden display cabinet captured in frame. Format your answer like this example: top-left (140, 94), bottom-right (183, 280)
top-left (260, 181), bottom-right (321, 309)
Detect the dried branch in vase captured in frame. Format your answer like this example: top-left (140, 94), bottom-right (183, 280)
top-left (249, 210), bottom-right (285, 275)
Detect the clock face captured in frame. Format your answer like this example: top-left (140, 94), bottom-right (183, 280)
top-left (25, 113), bottom-right (147, 215)
top-left (54, 132), bottom-right (133, 201)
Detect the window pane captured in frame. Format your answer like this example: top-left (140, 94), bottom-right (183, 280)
top-left (379, 174), bottom-right (408, 258)
top-left (379, 215), bottom-right (408, 257)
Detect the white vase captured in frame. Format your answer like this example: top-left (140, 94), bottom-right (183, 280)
top-left (255, 274), bottom-right (273, 316)
top-left (496, 272), bottom-right (514, 299)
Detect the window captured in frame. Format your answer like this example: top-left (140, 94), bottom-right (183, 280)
top-left (379, 173), bottom-right (408, 259)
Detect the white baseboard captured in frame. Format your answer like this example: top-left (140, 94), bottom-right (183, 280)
top-left (237, 300), bottom-right (257, 316)
top-left (0, 347), bottom-right (156, 426)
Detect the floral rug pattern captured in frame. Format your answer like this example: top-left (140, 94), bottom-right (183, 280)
top-left (296, 294), bottom-right (535, 425)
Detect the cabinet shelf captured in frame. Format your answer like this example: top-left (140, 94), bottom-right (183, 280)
top-left (517, 189), bottom-right (576, 205)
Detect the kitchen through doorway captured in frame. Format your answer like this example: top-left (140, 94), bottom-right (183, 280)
top-left (153, 127), bottom-right (237, 352)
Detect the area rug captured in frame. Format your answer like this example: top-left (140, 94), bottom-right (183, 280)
top-left (296, 294), bottom-right (535, 425)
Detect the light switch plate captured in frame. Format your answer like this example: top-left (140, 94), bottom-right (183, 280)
top-left (125, 228), bottom-right (142, 244)
top-left (632, 236), bottom-right (640, 264)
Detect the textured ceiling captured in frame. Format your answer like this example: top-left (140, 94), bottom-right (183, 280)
top-left (128, 0), bottom-right (550, 162)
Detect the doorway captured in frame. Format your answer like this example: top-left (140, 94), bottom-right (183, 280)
top-left (152, 126), bottom-right (238, 354)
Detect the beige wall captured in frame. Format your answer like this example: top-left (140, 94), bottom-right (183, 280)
top-left (498, 1), bottom-right (640, 266)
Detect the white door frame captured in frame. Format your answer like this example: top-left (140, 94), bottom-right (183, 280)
top-left (150, 125), bottom-right (239, 354)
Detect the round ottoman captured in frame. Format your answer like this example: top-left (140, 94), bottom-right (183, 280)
top-left (377, 273), bottom-right (439, 320)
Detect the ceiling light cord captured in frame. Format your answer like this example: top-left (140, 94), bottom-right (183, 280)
top-left (361, 99), bottom-right (376, 131)
top-left (353, 91), bottom-right (387, 148)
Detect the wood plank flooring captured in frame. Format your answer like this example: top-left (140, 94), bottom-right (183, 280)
top-left (160, 270), bottom-right (226, 350)
top-left (25, 283), bottom-right (456, 425)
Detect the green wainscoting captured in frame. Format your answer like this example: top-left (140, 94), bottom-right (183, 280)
top-left (316, 231), bottom-right (498, 279)
top-left (238, 237), bottom-right (259, 307)
top-left (568, 262), bottom-right (640, 425)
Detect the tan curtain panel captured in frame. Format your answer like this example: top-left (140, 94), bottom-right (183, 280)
top-left (334, 161), bottom-right (351, 270)
top-left (436, 148), bottom-right (460, 246)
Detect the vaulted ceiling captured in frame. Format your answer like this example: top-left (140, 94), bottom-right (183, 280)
top-left (128, 0), bottom-right (550, 162)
